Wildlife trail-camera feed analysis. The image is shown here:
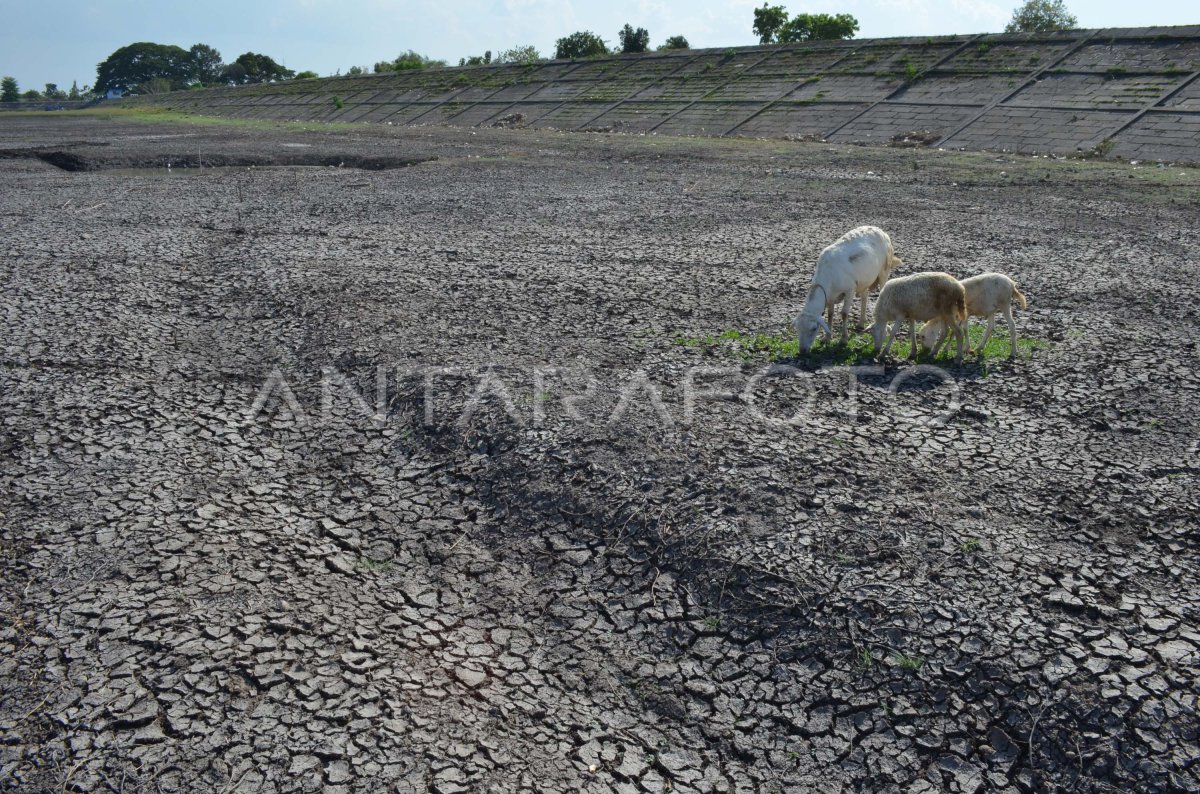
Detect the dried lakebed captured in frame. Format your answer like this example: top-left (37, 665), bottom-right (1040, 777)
top-left (0, 115), bottom-right (1197, 793)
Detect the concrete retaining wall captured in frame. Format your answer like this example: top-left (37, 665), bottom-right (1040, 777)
top-left (126, 25), bottom-right (1200, 161)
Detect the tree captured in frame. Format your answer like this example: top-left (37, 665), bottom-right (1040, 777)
top-left (228, 52), bottom-right (295, 84)
top-left (778, 12), bottom-right (859, 42)
top-left (189, 43), bottom-right (223, 84)
top-left (348, 66), bottom-right (366, 75)
top-left (0, 76), bottom-right (18, 103)
top-left (555, 31), bottom-right (608, 59)
top-left (460, 50), bottom-right (492, 66)
top-left (496, 45), bottom-right (541, 64)
top-left (138, 78), bottom-right (173, 94)
top-left (375, 51), bottom-right (445, 72)
top-left (1005, 0), bottom-right (1077, 32)
top-left (44, 83), bottom-right (68, 100)
top-left (68, 80), bottom-right (81, 99)
top-left (294, 70), bottom-right (319, 80)
top-left (219, 63), bottom-right (248, 84)
top-left (96, 42), bottom-right (194, 93)
top-left (753, 4), bottom-right (789, 44)
top-left (658, 36), bottom-right (690, 51)
top-left (22, 89), bottom-right (41, 100)
top-left (618, 24), bottom-right (650, 54)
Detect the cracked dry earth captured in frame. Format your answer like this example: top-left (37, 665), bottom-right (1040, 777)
top-left (1, 116), bottom-right (1198, 793)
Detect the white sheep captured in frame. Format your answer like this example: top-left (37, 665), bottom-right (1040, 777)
top-left (793, 226), bottom-right (903, 353)
top-left (871, 272), bottom-right (967, 363)
top-left (918, 273), bottom-right (1028, 360)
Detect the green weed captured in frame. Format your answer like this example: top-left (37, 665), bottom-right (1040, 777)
top-left (356, 557), bottom-right (393, 572)
top-left (893, 653), bottom-right (923, 671)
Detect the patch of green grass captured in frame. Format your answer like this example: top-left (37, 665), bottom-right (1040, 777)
top-left (703, 615), bottom-right (722, 631)
top-left (856, 648), bottom-right (874, 669)
top-left (676, 326), bottom-right (892, 366)
top-left (835, 553), bottom-right (856, 566)
top-left (919, 323), bottom-right (1052, 364)
top-left (675, 329), bottom-right (796, 361)
top-left (892, 653), bottom-right (923, 671)
top-left (332, 96), bottom-right (344, 109)
top-left (16, 105), bottom-right (373, 134)
top-left (356, 557), bottom-right (393, 572)
top-left (960, 538), bottom-right (982, 553)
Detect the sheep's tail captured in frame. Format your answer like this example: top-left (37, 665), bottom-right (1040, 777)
top-left (1012, 285), bottom-right (1028, 311)
top-left (886, 242), bottom-right (903, 275)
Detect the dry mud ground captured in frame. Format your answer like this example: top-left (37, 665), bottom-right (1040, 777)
top-left (0, 115), bottom-right (1198, 793)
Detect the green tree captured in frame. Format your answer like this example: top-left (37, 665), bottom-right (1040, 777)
top-left (219, 63), bottom-right (247, 84)
top-left (0, 76), bottom-right (18, 102)
top-left (138, 78), bottom-right (173, 94)
top-left (778, 12), bottom-right (858, 42)
top-left (618, 24), bottom-right (650, 54)
top-left (189, 43), bottom-right (223, 84)
top-left (753, 4), bottom-right (789, 44)
top-left (228, 52), bottom-right (295, 83)
top-left (556, 31), bottom-right (608, 59)
top-left (460, 50), bottom-right (492, 66)
top-left (96, 42), bottom-right (194, 93)
top-left (68, 80), bottom-right (81, 99)
top-left (496, 45), bottom-right (541, 64)
top-left (348, 66), bottom-right (366, 75)
top-left (375, 51), bottom-right (445, 72)
top-left (22, 89), bottom-right (41, 100)
top-left (1005, 0), bottom-right (1077, 32)
top-left (44, 83), bottom-right (68, 100)
top-left (294, 70), bottom-right (319, 80)
top-left (658, 35), bottom-right (690, 51)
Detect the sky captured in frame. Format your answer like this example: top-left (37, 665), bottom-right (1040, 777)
top-left (1, 0), bottom-right (1197, 92)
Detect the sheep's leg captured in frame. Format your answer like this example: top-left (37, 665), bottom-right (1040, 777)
top-left (826, 303), bottom-right (835, 339)
top-left (857, 291), bottom-right (868, 331)
top-left (955, 321), bottom-right (965, 364)
top-left (1005, 305), bottom-right (1018, 360)
top-left (840, 299), bottom-right (851, 345)
top-left (977, 315), bottom-right (995, 354)
top-left (908, 319), bottom-right (919, 359)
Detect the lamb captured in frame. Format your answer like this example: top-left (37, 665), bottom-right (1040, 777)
top-left (793, 225), bottom-right (903, 353)
top-left (918, 273), bottom-right (1028, 360)
top-left (871, 272), bottom-right (968, 364)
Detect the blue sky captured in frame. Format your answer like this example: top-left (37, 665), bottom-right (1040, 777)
top-left (2, 0), bottom-right (1196, 92)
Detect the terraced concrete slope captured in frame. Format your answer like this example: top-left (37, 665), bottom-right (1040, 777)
top-left (134, 25), bottom-right (1200, 161)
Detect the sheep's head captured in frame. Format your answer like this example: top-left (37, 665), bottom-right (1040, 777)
top-left (870, 319), bottom-right (888, 353)
top-left (793, 313), bottom-right (830, 354)
top-left (918, 320), bottom-right (944, 351)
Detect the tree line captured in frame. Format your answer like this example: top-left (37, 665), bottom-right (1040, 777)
top-left (0, 1), bottom-right (1077, 102)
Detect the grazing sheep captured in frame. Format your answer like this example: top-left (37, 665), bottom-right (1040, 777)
top-left (793, 226), bottom-right (903, 353)
top-left (871, 272), bottom-right (967, 363)
top-left (919, 273), bottom-right (1028, 360)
